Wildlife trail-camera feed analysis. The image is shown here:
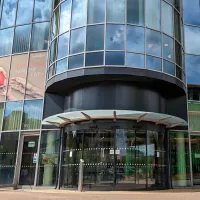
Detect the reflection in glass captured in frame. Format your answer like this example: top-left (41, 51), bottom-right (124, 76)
top-left (34, 0), bottom-right (52, 22)
top-left (162, 1), bottom-right (173, 36)
top-left (0, 132), bottom-right (19, 184)
top-left (3, 101), bottom-right (23, 131)
top-left (163, 60), bottom-right (175, 76)
top-left (88, 0), bottom-right (105, 24)
top-left (146, 56), bottom-right (162, 72)
top-left (71, 0), bottom-right (86, 28)
top-left (0, 103), bottom-right (4, 129)
top-left (174, 10), bottom-right (181, 42)
top-left (106, 52), bottom-right (125, 65)
top-left (68, 54), bottom-right (84, 69)
top-left (48, 64), bottom-right (55, 79)
top-left (185, 25), bottom-right (200, 55)
top-left (85, 52), bottom-right (104, 66)
top-left (106, 25), bottom-right (125, 50)
top-left (56, 58), bottom-right (67, 74)
top-left (0, 28), bottom-right (14, 56)
top-left (107, 0), bottom-right (125, 23)
top-left (127, 26), bottom-right (144, 52)
top-left (146, 29), bottom-right (161, 57)
top-left (16, 0), bottom-right (34, 25)
top-left (176, 65), bottom-right (182, 80)
top-left (126, 53), bottom-right (144, 68)
top-left (37, 130), bottom-right (60, 186)
top-left (87, 25), bottom-right (104, 51)
top-left (13, 25), bottom-right (31, 54)
top-left (188, 102), bottom-right (200, 131)
top-left (186, 55), bottom-right (200, 85)
top-left (146, 0), bottom-right (160, 30)
top-left (7, 54), bottom-right (28, 101)
top-left (127, 0), bottom-right (144, 25)
top-left (52, 7), bottom-right (60, 39)
top-left (170, 131), bottom-right (191, 187)
top-left (0, 0), bottom-right (17, 28)
top-left (22, 100), bottom-right (43, 130)
top-left (70, 28), bottom-right (85, 54)
top-left (50, 39), bottom-right (57, 63)
top-left (25, 52), bottom-right (47, 99)
top-left (59, 0), bottom-right (71, 34)
top-left (31, 22), bottom-right (49, 51)
top-left (175, 41), bottom-right (182, 67)
top-left (163, 34), bottom-right (174, 61)
top-left (57, 32), bottom-right (69, 59)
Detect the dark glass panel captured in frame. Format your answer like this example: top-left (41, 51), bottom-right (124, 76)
top-left (88, 0), bottom-right (105, 24)
top-left (106, 25), bottom-right (125, 50)
top-left (85, 52), bottom-right (104, 66)
top-left (176, 65), bottom-right (182, 80)
top-left (126, 53), bottom-right (144, 68)
top-left (86, 25), bottom-right (104, 51)
top-left (56, 58), bottom-right (68, 74)
top-left (105, 52), bottom-right (125, 65)
top-left (70, 27), bottom-right (85, 54)
top-left (48, 64), bottom-right (55, 79)
top-left (52, 7), bottom-right (60, 39)
top-left (175, 41), bottom-right (182, 67)
top-left (163, 60), bottom-right (175, 76)
top-left (34, 0), bottom-right (52, 22)
top-left (146, 29), bottom-right (161, 57)
top-left (50, 38), bottom-right (57, 63)
top-left (68, 54), bottom-right (84, 69)
top-left (16, 0), bottom-right (34, 25)
top-left (127, 0), bottom-right (144, 25)
top-left (3, 101), bottom-right (23, 131)
top-left (13, 25), bottom-right (31, 54)
top-left (163, 34), bottom-right (174, 61)
top-left (146, 56), bottom-right (162, 72)
top-left (30, 22), bottom-right (49, 51)
top-left (57, 32), bottom-right (69, 59)
top-left (0, 28), bottom-right (14, 56)
top-left (174, 10), bottom-right (181, 42)
top-left (127, 26), bottom-right (144, 52)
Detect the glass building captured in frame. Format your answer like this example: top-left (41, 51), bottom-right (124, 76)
top-left (0, 0), bottom-right (198, 191)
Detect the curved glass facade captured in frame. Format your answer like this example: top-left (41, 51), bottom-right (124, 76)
top-left (48, 0), bottom-right (185, 83)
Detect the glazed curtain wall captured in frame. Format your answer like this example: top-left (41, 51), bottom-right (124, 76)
top-left (48, 0), bottom-right (185, 83)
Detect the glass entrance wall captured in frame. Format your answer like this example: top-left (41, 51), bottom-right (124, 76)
top-left (60, 128), bottom-right (168, 190)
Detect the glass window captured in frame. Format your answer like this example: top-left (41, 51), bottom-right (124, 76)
top-left (7, 54), bottom-right (28, 101)
top-left (106, 25), bottom-right (125, 50)
top-left (127, 26), bottom-right (144, 52)
top-left (86, 25), bottom-right (104, 51)
top-left (57, 32), bottom-right (69, 59)
top-left (146, 29), bottom-right (161, 57)
top-left (127, 0), bottom-right (144, 25)
top-left (176, 65), bottom-right (182, 80)
top-left (70, 27), bottom-right (85, 54)
top-left (3, 101), bottom-right (23, 130)
top-left (52, 7), bottom-right (60, 39)
top-left (174, 10), bottom-right (181, 42)
top-left (162, 1), bottom-right (173, 36)
top-left (71, 0), bottom-right (86, 28)
top-left (0, 57), bottom-right (10, 102)
top-left (50, 38), bottom-right (57, 63)
top-left (146, 56), bottom-right (162, 72)
top-left (163, 34), bottom-right (174, 61)
top-left (163, 60), bottom-right (175, 76)
top-left (85, 52), bottom-right (104, 66)
top-left (59, 0), bottom-right (71, 34)
top-left (16, 0), bottom-right (34, 25)
top-left (68, 54), bottom-right (84, 69)
top-left (34, 0), bottom-right (52, 22)
top-left (185, 25), bottom-right (200, 55)
top-left (0, 0), bottom-right (17, 28)
top-left (37, 130), bottom-right (60, 186)
top-left (105, 52), bottom-right (125, 65)
top-left (0, 28), bottom-right (14, 56)
top-left (13, 25), bottom-right (31, 54)
top-left (146, 0), bottom-right (160, 30)
top-left (126, 53), bottom-right (144, 68)
top-left (88, 0), bottom-right (105, 24)
top-left (175, 41), bottom-right (182, 66)
top-left (0, 132), bottom-right (19, 184)
top-left (22, 100), bottom-right (43, 130)
top-left (25, 52), bottom-right (47, 100)
top-left (106, 0), bottom-right (125, 23)
top-left (48, 64), bottom-right (55, 78)
top-left (186, 55), bottom-right (200, 85)
top-left (0, 103), bottom-right (4, 129)
top-left (56, 58), bottom-right (67, 74)
top-left (31, 22), bottom-right (49, 51)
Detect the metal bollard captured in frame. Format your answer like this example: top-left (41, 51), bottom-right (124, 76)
top-left (78, 159), bottom-right (84, 192)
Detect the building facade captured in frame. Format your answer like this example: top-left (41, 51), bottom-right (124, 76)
top-left (0, 0), bottom-right (198, 191)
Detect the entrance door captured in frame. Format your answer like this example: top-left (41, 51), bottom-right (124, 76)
top-left (19, 135), bottom-right (39, 185)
